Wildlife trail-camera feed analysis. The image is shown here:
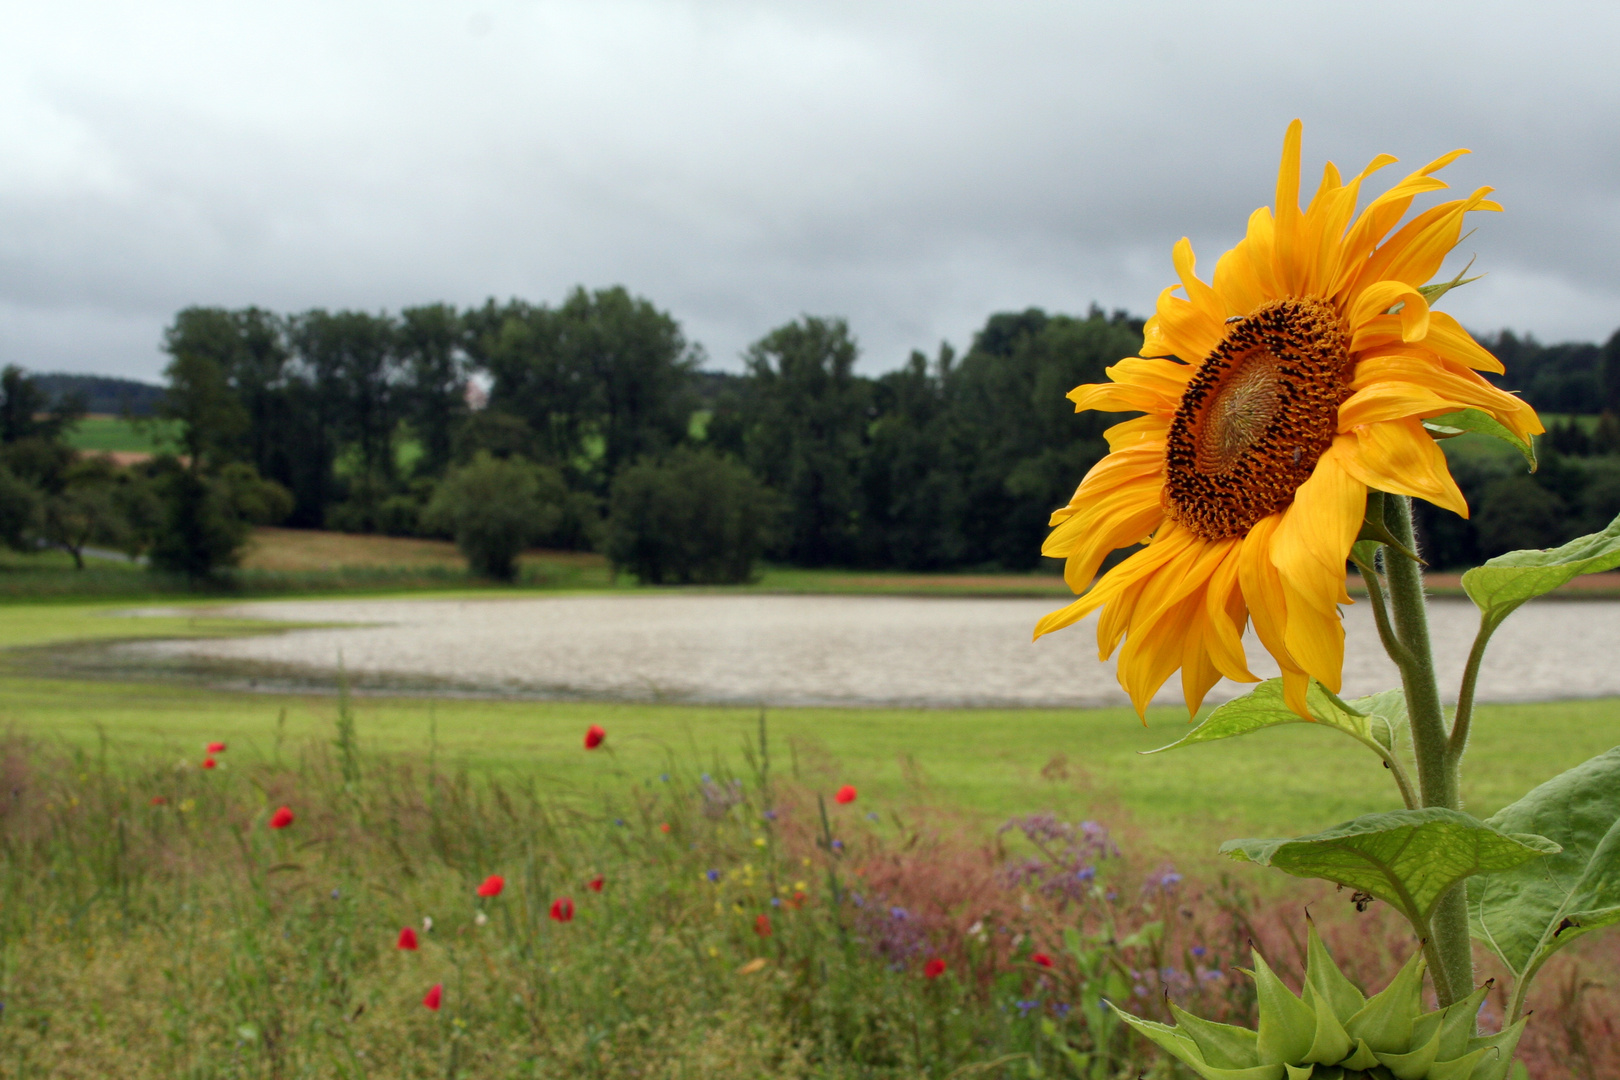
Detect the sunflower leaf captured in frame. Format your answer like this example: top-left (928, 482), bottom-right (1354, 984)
top-left (1422, 408), bottom-right (1536, 470)
top-left (1462, 512), bottom-right (1620, 631)
top-left (1141, 678), bottom-right (1402, 758)
top-left (1468, 747), bottom-right (1620, 987)
top-left (1221, 810), bottom-right (1559, 934)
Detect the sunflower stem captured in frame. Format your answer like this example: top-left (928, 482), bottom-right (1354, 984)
top-left (1378, 494), bottom-right (1474, 1008)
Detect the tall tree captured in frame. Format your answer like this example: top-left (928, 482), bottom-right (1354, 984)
top-left (740, 317), bottom-right (868, 566)
top-left (398, 304), bottom-right (468, 477)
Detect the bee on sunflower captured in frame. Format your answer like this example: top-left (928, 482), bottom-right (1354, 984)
top-left (1035, 120), bottom-right (1541, 719)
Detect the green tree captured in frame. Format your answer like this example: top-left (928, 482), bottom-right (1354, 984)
top-left (469, 288), bottom-right (697, 490)
top-left (158, 350), bottom-right (248, 475)
top-left (41, 459), bottom-right (131, 569)
top-left (0, 467), bottom-right (39, 551)
top-left (738, 316), bottom-right (868, 566)
top-left (945, 306), bottom-right (1142, 570)
top-left (0, 365), bottom-right (81, 445)
top-left (398, 304), bottom-right (468, 477)
top-left (1475, 474), bottom-right (1567, 556)
top-left (606, 449), bottom-right (780, 585)
top-left (422, 453), bottom-right (568, 580)
top-left (146, 461), bottom-right (291, 578)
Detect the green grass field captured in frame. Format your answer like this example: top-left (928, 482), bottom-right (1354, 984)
top-left (61, 414), bottom-right (182, 454)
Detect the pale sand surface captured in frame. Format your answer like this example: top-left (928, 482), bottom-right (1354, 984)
top-left (110, 594), bottom-right (1620, 709)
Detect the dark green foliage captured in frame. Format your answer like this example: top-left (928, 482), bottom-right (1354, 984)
top-left (421, 453), bottom-right (570, 580)
top-left (1474, 475), bottom-right (1568, 558)
top-left (0, 365), bottom-right (81, 445)
top-left (0, 467), bottom-right (39, 551)
top-left (397, 303), bottom-right (468, 477)
top-left (737, 317), bottom-right (868, 567)
top-left (147, 461), bottom-right (292, 577)
top-left (467, 287), bottom-right (697, 489)
top-left (943, 307), bottom-right (1141, 570)
top-left (606, 449), bottom-right (780, 584)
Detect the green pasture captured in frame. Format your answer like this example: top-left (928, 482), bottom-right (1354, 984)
top-left (62, 414), bottom-right (181, 454)
top-left (0, 600), bottom-right (1616, 847)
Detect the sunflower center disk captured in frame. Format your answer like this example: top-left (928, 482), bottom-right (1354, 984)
top-left (1164, 297), bottom-right (1351, 540)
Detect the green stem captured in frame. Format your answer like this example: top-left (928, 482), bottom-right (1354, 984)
top-left (1378, 494), bottom-right (1474, 1007)
top-left (1447, 617), bottom-right (1496, 768)
top-left (1350, 550), bottom-right (1414, 670)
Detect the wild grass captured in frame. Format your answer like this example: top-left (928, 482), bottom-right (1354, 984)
top-left (4, 669), bottom-right (1619, 839)
top-left (0, 706), bottom-right (1274, 1079)
top-left (0, 701), bottom-right (1608, 1079)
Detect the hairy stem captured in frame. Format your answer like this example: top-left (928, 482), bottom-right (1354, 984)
top-left (1351, 549), bottom-right (1413, 669)
top-left (1379, 494), bottom-right (1474, 1007)
top-left (1447, 617), bottom-right (1496, 768)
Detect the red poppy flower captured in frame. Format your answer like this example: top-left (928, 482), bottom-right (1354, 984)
top-left (397, 927), bottom-right (419, 950)
top-left (834, 785), bottom-right (857, 804)
top-left (422, 983), bottom-right (442, 1011)
top-left (755, 914), bottom-right (773, 938)
top-left (587, 876), bottom-right (604, 893)
top-left (201, 757), bottom-right (217, 770)
top-left (924, 958), bottom-right (946, 979)
top-left (1032, 952), bottom-right (1054, 968)
top-left (149, 796), bottom-right (166, 805)
top-left (476, 874), bottom-right (504, 898)
top-left (550, 896), bottom-right (575, 923)
top-left (207, 741), bottom-right (227, 753)
top-left (268, 806), bottom-right (294, 829)
top-left (786, 890), bottom-right (808, 910)
top-left (583, 724), bottom-right (606, 750)
top-left (659, 823), bottom-right (671, 833)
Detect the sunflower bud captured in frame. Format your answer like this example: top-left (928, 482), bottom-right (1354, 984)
top-left (1114, 923), bottom-right (1525, 1079)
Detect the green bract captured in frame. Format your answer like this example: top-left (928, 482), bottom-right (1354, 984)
top-left (1114, 923), bottom-right (1525, 1080)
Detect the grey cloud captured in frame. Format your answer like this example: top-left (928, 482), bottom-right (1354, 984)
top-left (1, 0), bottom-right (1617, 380)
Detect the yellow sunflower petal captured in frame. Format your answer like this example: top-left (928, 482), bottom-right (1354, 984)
top-left (1272, 119), bottom-right (1305, 293)
top-left (1202, 541), bottom-right (1258, 683)
top-left (1338, 382), bottom-right (1467, 429)
top-left (1068, 357), bottom-right (1195, 416)
top-left (1348, 281), bottom-right (1430, 343)
top-left (1272, 446), bottom-right (1364, 690)
top-left (1339, 418), bottom-right (1469, 517)
top-left (1421, 311), bottom-right (1507, 374)
top-left (1212, 207), bottom-right (1281, 313)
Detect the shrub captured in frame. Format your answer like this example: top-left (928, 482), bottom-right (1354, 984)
top-left (0, 466), bottom-right (39, 551)
top-left (421, 452), bottom-right (570, 580)
top-left (148, 461), bottom-right (293, 578)
top-left (606, 449), bottom-right (780, 584)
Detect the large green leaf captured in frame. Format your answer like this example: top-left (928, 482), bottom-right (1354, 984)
top-left (1145, 678), bottom-right (1403, 758)
top-left (1222, 809), bottom-right (1559, 931)
top-left (1422, 408), bottom-right (1536, 470)
top-left (1470, 747), bottom-right (1620, 983)
top-left (1462, 513), bottom-right (1620, 630)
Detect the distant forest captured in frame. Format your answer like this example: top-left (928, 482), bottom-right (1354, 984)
top-left (19, 294), bottom-right (1620, 574)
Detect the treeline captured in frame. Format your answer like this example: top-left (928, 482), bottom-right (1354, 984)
top-left (135, 290), bottom-right (1142, 580)
top-left (11, 287), bottom-right (1620, 580)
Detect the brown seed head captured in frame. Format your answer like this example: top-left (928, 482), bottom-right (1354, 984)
top-left (1163, 297), bottom-right (1351, 539)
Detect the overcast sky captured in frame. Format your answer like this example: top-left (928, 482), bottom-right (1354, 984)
top-left (2, 1), bottom-right (1617, 382)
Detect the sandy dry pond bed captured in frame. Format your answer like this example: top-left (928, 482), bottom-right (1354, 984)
top-left (97, 593), bottom-right (1620, 709)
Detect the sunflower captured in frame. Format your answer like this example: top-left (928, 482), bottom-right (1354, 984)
top-left (1035, 120), bottom-right (1541, 719)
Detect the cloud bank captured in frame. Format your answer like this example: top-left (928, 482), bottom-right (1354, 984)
top-left (2, 1), bottom-right (1617, 379)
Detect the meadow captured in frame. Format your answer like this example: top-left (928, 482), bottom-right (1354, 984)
top-left (0, 595), bottom-right (1617, 1077)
